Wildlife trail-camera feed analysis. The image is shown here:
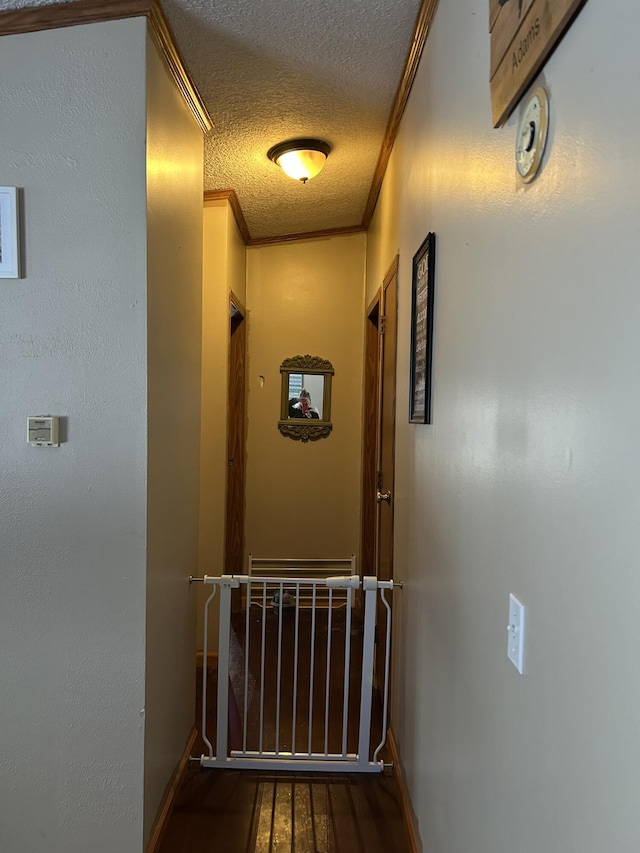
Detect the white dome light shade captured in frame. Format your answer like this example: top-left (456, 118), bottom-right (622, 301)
top-left (277, 148), bottom-right (326, 182)
top-left (267, 139), bottom-right (331, 183)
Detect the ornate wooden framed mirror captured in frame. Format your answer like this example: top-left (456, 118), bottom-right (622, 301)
top-left (278, 354), bottom-right (334, 442)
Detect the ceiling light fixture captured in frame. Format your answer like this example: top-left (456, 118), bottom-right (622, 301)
top-left (267, 138), bottom-right (331, 184)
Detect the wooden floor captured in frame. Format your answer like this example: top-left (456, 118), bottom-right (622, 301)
top-left (157, 603), bottom-right (410, 853)
top-left (158, 766), bottom-right (410, 853)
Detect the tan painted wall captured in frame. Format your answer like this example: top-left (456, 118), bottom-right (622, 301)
top-left (197, 201), bottom-right (246, 650)
top-left (199, 201), bottom-right (230, 582)
top-left (368, 1), bottom-right (640, 851)
top-left (245, 235), bottom-right (366, 561)
top-left (144, 32), bottom-right (204, 846)
top-left (226, 204), bottom-right (247, 308)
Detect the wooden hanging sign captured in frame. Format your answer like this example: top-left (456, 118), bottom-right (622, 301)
top-left (490, 0), bottom-right (589, 127)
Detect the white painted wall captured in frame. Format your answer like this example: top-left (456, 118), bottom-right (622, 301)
top-left (0, 18), bottom-right (203, 853)
top-left (143, 32), bottom-right (204, 846)
top-left (0, 19), bottom-right (148, 853)
top-left (368, 1), bottom-right (640, 851)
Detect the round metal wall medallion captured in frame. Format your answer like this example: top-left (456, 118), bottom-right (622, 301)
top-left (515, 87), bottom-right (549, 183)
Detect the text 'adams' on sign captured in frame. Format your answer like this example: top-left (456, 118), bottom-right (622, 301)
top-left (489, 0), bottom-right (589, 127)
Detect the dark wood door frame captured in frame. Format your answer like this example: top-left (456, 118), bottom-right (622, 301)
top-left (225, 291), bottom-right (246, 610)
top-left (360, 257), bottom-right (399, 581)
top-left (360, 289), bottom-right (381, 577)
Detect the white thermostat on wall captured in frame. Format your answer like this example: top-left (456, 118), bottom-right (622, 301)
top-left (27, 416), bottom-right (60, 447)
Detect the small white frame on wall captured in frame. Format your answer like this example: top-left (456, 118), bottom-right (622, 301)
top-left (0, 187), bottom-right (21, 278)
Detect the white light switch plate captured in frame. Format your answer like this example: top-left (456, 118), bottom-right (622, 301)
top-left (507, 593), bottom-right (525, 674)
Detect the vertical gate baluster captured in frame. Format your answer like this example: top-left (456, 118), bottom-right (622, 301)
top-left (341, 585), bottom-right (353, 757)
top-left (275, 581), bottom-right (284, 754)
top-left (259, 581), bottom-right (267, 754)
top-left (324, 589), bottom-right (334, 756)
top-left (243, 578), bottom-right (250, 753)
top-left (308, 584), bottom-right (317, 755)
top-left (292, 581), bottom-right (301, 755)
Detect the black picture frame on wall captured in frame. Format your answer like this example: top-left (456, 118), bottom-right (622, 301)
top-left (409, 232), bottom-right (436, 424)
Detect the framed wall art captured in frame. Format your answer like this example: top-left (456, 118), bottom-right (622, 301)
top-left (409, 232), bottom-right (436, 424)
top-left (0, 187), bottom-right (21, 279)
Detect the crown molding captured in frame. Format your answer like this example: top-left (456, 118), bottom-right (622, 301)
top-left (0, 0), bottom-right (211, 132)
top-left (0, 0), bottom-right (150, 34)
top-left (147, 2), bottom-right (211, 132)
top-left (362, 0), bottom-right (440, 227)
top-left (202, 193), bottom-right (367, 247)
top-left (248, 224), bottom-right (366, 248)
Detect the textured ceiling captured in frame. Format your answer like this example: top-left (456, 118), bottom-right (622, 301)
top-left (0, 0), bottom-right (423, 239)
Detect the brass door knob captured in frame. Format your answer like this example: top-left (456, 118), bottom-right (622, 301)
top-left (376, 490), bottom-right (392, 504)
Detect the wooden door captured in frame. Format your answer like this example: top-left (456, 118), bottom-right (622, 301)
top-left (360, 293), bottom-right (381, 577)
top-left (360, 260), bottom-right (398, 679)
top-left (374, 260), bottom-right (398, 682)
top-left (225, 295), bottom-right (246, 608)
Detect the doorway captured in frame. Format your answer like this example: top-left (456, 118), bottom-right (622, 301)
top-left (377, 258), bottom-right (398, 584)
top-left (225, 294), bottom-right (246, 609)
top-left (360, 257), bottom-right (399, 674)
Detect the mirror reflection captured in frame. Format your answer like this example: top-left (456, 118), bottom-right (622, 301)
top-left (287, 374), bottom-right (324, 420)
top-left (279, 355), bottom-right (334, 442)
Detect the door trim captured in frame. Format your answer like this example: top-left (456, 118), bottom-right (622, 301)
top-left (225, 291), bottom-right (247, 610)
top-left (360, 288), bottom-right (381, 577)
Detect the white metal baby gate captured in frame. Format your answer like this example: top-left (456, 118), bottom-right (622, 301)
top-left (190, 573), bottom-right (396, 773)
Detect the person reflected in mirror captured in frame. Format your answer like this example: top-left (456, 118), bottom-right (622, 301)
top-left (290, 388), bottom-right (319, 419)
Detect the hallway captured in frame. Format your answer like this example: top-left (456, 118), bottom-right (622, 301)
top-left (157, 766), bottom-right (410, 853)
top-left (158, 603), bottom-right (410, 852)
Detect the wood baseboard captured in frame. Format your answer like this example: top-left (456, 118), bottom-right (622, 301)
top-left (146, 727), bottom-right (198, 853)
top-left (196, 650), bottom-right (218, 670)
top-left (388, 726), bottom-right (422, 853)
